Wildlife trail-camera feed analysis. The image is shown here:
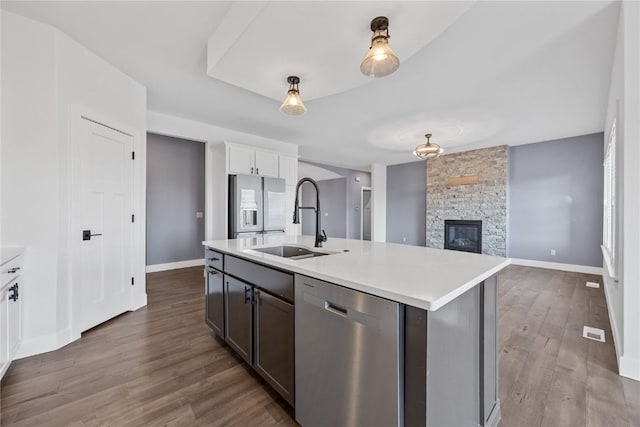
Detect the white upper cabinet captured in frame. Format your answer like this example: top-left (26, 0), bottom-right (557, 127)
top-left (254, 151), bottom-right (279, 178)
top-left (228, 145), bottom-right (279, 177)
top-left (228, 145), bottom-right (256, 175)
top-left (278, 155), bottom-right (298, 185)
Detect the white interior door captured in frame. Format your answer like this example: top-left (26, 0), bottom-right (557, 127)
top-left (75, 117), bottom-right (133, 332)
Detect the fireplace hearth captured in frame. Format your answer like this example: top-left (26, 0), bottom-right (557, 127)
top-left (444, 220), bottom-right (482, 254)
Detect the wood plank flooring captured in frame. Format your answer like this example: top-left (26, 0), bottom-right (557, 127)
top-left (1, 265), bottom-right (638, 426)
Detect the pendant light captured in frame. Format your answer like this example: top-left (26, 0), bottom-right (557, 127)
top-left (414, 133), bottom-right (444, 160)
top-left (360, 16), bottom-right (400, 78)
top-left (280, 76), bottom-right (307, 116)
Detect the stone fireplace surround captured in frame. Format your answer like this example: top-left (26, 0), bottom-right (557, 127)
top-left (426, 145), bottom-right (508, 257)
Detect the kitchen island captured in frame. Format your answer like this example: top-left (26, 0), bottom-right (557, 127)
top-left (203, 235), bottom-right (509, 427)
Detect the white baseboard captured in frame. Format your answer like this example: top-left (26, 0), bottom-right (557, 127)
top-left (145, 258), bottom-right (204, 273)
top-left (15, 328), bottom-right (75, 360)
top-left (509, 258), bottom-right (603, 275)
top-left (602, 274), bottom-right (622, 368)
top-left (620, 355), bottom-right (640, 381)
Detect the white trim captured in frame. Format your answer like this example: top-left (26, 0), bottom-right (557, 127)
top-left (603, 273), bottom-right (622, 364)
top-left (619, 355), bottom-right (640, 381)
top-left (509, 258), bottom-right (603, 275)
top-left (14, 328), bottom-right (73, 360)
top-left (146, 258), bottom-right (205, 273)
top-left (486, 399), bottom-right (501, 427)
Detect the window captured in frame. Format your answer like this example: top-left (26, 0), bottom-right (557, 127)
top-left (602, 118), bottom-right (617, 278)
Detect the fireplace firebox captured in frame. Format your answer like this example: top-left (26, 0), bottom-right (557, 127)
top-left (444, 220), bottom-right (482, 254)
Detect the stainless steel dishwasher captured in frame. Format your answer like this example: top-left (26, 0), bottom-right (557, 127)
top-left (294, 274), bottom-right (403, 427)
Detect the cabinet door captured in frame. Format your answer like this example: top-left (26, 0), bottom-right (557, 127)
top-left (254, 151), bottom-right (279, 177)
top-left (253, 289), bottom-right (294, 405)
top-left (228, 146), bottom-right (255, 175)
top-left (7, 281), bottom-right (21, 359)
top-left (225, 276), bottom-right (252, 364)
top-left (482, 276), bottom-right (498, 426)
top-left (206, 269), bottom-right (224, 338)
top-left (0, 286), bottom-right (8, 378)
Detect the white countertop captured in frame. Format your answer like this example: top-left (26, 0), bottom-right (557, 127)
top-left (203, 236), bottom-right (510, 311)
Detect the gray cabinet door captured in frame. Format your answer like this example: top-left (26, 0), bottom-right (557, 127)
top-left (225, 276), bottom-right (252, 364)
top-left (483, 276), bottom-right (499, 425)
top-left (206, 268), bottom-right (224, 337)
top-left (253, 289), bottom-right (294, 405)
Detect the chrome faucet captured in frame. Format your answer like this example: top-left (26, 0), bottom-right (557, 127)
top-left (292, 177), bottom-right (327, 248)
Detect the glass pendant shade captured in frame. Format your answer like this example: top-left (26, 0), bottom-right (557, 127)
top-left (414, 134), bottom-right (443, 160)
top-left (280, 76), bottom-right (307, 116)
top-left (360, 36), bottom-right (400, 78)
top-left (360, 17), bottom-right (400, 78)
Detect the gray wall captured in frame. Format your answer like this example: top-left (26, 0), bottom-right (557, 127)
top-left (299, 161), bottom-right (371, 239)
top-left (386, 161), bottom-right (426, 246)
top-left (146, 133), bottom-right (205, 265)
top-left (508, 133), bottom-right (604, 267)
top-left (301, 178), bottom-right (347, 238)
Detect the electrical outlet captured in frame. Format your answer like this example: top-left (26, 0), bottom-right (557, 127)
top-left (586, 281), bottom-right (600, 289)
top-left (196, 212), bottom-right (203, 219)
top-left (550, 249), bottom-right (556, 256)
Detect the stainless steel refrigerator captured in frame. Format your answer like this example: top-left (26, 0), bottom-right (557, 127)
top-left (228, 175), bottom-right (287, 239)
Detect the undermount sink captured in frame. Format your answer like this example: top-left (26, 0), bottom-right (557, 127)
top-left (249, 245), bottom-right (335, 260)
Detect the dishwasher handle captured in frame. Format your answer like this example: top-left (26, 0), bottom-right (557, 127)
top-left (324, 301), bottom-right (347, 317)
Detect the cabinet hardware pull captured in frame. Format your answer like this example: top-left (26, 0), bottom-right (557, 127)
top-left (208, 257), bottom-right (220, 262)
top-left (256, 167), bottom-right (259, 175)
top-left (324, 301), bottom-right (347, 317)
top-left (9, 284), bottom-right (19, 302)
top-left (207, 267), bottom-right (218, 275)
top-left (250, 167), bottom-right (254, 174)
top-left (7, 267), bottom-right (20, 274)
top-left (244, 286), bottom-right (251, 304)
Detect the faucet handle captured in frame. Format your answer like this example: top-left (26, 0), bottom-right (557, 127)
top-left (321, 229), bottom-right (327, 241)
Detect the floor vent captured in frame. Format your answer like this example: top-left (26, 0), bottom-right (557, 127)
top-left (586, 281), bottom-right (600, 289)
top-left (583, 326), bottom-right (605, 342)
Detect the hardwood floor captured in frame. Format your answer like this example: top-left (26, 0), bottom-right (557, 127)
top-left (0, 267), bottom-right (296, 426)
top-left (1, 265), bottom-right (638, 426)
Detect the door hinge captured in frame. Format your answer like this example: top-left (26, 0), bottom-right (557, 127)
top-left (132, 151), bottom-right (135, 160)
top-left (131, 277), bottom-right (135, 286)
top-left (131, 214), bottom-right (135, 223)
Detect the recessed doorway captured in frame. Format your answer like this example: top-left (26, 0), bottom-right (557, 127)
top-left (361, 187), bottom-right (372, 241)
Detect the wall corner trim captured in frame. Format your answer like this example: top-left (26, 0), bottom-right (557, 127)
top-left (509, 258), bottom-right (603, 275)
top-left (145, 258), bottom-right (205, 273)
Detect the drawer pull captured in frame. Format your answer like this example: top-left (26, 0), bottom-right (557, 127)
top-left (7, 267), bottom-right (21, 274)
top-left (208, 257), bottom-right (220, 262)
top-left (207, 267), bottom-right (218, 275)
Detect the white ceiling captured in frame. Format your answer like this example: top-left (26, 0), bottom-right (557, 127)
top-left (2, 1), bottom-right (620, 170)
top-left (206, 1), bottom-right (474, 101)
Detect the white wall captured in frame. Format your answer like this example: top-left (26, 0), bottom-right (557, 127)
top-left (1, 11), bottom-right (147, 357)
top-left (147, 111), bottom-right (298, 241)
top-left (603, 1), bottom-right (640, 381)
